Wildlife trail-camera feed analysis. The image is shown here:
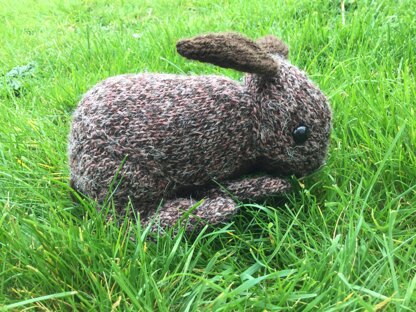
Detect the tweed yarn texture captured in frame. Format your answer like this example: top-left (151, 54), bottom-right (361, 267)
top-left (68, 33), bottom-right (332, 231)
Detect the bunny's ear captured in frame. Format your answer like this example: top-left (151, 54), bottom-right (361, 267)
top-left (176, 32), bottom-right (279, 76)
top-left (256, 35), bottom-right (289, 59)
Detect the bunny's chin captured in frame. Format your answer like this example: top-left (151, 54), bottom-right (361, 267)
top-left (252, 156), bottom-right (327, 179)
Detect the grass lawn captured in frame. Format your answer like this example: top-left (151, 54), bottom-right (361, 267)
top-left (1, 0), bottom-right (415, 310)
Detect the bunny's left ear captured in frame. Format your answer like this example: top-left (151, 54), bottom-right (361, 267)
top-left (256, 35), bottom-right (289, 59)
top-left (176, 32), bottom-right (280, 76)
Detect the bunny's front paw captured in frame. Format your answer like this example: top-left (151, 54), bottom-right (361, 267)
top-left (217, 176), bottom-right (292, 201)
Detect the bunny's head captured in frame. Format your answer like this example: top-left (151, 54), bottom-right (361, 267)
top-left (177, 33), bottom-right (332, 177)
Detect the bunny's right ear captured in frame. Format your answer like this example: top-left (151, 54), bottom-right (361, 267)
top-left (176, 32), bottom-right (279, 76)
top-left (256, 35), bottom-right (289, 59)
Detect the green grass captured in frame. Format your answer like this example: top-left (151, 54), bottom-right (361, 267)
top-left (1, 0), bottom-right (415, 310)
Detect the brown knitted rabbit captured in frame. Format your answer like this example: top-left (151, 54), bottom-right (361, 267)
top-left (68, 32), bottom-right (332, 231)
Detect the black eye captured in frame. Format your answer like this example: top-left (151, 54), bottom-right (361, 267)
top-left (293, 125), bottom-right (310, 145)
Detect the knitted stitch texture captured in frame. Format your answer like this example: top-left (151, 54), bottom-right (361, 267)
top-left (68, 33), bottom-right (332, 231)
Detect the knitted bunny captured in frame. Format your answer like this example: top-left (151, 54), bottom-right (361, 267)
top-left (69, 33), bottom-right (332, 231)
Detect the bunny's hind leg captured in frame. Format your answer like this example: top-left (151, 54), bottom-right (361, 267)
top-left (143, 195), bottom-right (238, 233)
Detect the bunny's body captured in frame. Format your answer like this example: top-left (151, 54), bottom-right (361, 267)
top-left (70, 74), bottom-right (254, 206)
top-left (69, 33), bottom-right (331, 230)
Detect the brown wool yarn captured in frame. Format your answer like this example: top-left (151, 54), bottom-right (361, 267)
top-left (68, 32), bottom-right (332, 231)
